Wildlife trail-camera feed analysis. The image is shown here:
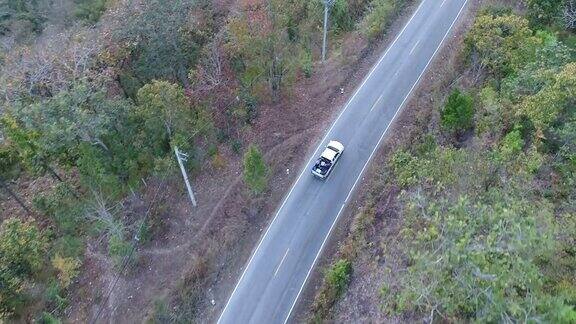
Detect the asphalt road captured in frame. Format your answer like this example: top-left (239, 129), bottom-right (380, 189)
top-left (218, 0), bottom-right (470, 322)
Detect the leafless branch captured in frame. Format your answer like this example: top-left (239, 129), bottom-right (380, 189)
top-left (564, 0), bottom-right (576, 30)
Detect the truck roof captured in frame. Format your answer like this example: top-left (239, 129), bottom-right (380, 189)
top-left (320, 147), bottom-right (337, 161)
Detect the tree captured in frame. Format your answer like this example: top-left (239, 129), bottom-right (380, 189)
top-left (441, 89), bottom-right (474, 132)
top-left (74, 0), bottom-right (107, 23)
top-left (243, 144), bottom-right (268, 194)
top-left (136, 80), bottom-right (191, 140)
top-left (519, 62), bottom-right (576, 132)
top-left (501, 36), bottom-right (573, 101)
top-left (111, 0), bottom-right (210, 85)
top-left (466, 13), bottom-right (539, 75)
top-left (0, 218), bottom-right (48, 318)
top-left (564, 0), bottom-right (576, 29)
top-left (135, 80), bottom-right (212, 153)
top-left (526, 0), bottom-right (564, 26)
top-left (227, 0), bottom-right (297, 97)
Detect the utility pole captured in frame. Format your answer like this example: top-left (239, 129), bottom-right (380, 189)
top-left (174, 146), bottom-right (197, 207)
top-left (322, 0), bottom-right (336, 61)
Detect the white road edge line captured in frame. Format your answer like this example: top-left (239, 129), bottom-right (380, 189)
top-left (409, 40), bottom-right (420, 55)
top-left (274, 249), bottom-right (290, 277)
top-left (441, 0), bottom-right (448, 8)
top-left (283, 0), bottom-right (470, 323)
top-left (216, 0), bottom-right (429, 322)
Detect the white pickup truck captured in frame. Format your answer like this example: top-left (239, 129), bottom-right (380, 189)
top-left (311, 140), bottom-right (345, 179)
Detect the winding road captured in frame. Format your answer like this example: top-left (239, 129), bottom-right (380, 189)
top-left (218, 0), bottom-right (470, 322)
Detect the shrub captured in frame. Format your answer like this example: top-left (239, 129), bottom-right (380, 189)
top-left (300, 49), bottom-right (313, 78)
top-left (391, 150), bottom-right (418, 187)
top-left (526, 0), bottom-right (563, 26)
top-left (476, 86), bottom-right (503, 135)
top-left (0, 143), bottom-right (21, 179)
top-left (243, 145), bottom-right (268, 195)
top-left (231, 139), bottom-right (242, 155)
top-left (326, 259), bottom-right (352, 297)
top-left (360, 0), bottom-right (398, 39)
top-left (41, 312), bottom-right (61, 324)
top-left (43, 280), bottom-right (67, 313)
top-left (500, 128), bottom-right (524, 158)
top-left (108, 234), bottom-right (133, 268)
top-left (441, 89), bottom-right (474, 132)
top-left (51, 255), bottom-right (81, 288)
top-left (311, 258), bottom-right (353, 319)
top-left (0, 218), bottom-right (48, 317)
top-left (74, 0), bottom-right (107, 24)
top-left (331, 0), bottom-right (354, 33)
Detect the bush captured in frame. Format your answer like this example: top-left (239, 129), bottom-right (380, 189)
top-left (300, 49), bottom-right (313, 78)
top-left (0, 218), bottom-right (48, 317)
top-left (108, 234), bottom-right (133, 268)
top-left (526, 0), bottom-right (563, 26)
top-left (41, 311), bottom-right (61, 324)
top-left (500, 128), bottom-right (524, 158)
top-left (51, 255), bottom-right (81, 288)
top-left (441, 89), bottom-right (474, 132)
top-left (243, 145), bottom-right (268, 195)
top-left (326, 259), bottom-right (352, 296)
top-left (43, 280), bottom-right (67, 313)
top-left (0, 143), bottom-right (21, 179)
top-left (74, 0), bottom-right (107, 24)
top-left (360, 0), bottom-right (399, 39)
top-left (311, 258), bottom-right (353, 319)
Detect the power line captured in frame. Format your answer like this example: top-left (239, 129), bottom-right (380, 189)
top-left (90, 178), bottom-right (167, 324)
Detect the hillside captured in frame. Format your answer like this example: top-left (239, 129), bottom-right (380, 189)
top-left (0, 0), bottom-right (413, 322)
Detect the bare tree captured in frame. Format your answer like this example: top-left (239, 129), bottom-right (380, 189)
top-left (0, 26), bottom-right (101, 101)
top-left (85, 190), bottom-right (124, 241)
top-left (189, 36), bottom-right (224, 92)
top-left (564, 0), bottom-right (576, 30)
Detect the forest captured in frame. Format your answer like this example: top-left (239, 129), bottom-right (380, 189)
top-left (0, 0), bottom-right (408, 321)
top-left (310, 0), bottom-right (576, 322)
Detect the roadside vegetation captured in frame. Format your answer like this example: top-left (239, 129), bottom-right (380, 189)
top-left (311, 0), bottom-right (576, 322)
top-left (0, 0), bottom-right (411, 321)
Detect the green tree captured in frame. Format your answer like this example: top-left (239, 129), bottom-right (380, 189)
top-left (526, 0), bottom-right (563, 26)
top-left (441, 89), bottom-right (474, 132)
top-left (501, 36), bottom-right (573, 101)
top-left (243, 144), bottom-right (268, 194)
top-left (519, 62), bottom-right (576, 132)
top-left (466, 13), bottom-right (539, 75)
top-left (0, 218), bottom-right (48, 318)
top-left (393, 188), bottom-right (562, 322)
top-left (74, 0), bottom-right (107, 23)
top-left (227, 0), bottom-right (300, 97)
top-left (135, 80), bottom-right (211, 155)
top-left (113, 0), bottom-right (209, 84)
top-left (136, 80), bottom-right (191, 140)
top-left (0, 0), bottom-right (45, 37)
